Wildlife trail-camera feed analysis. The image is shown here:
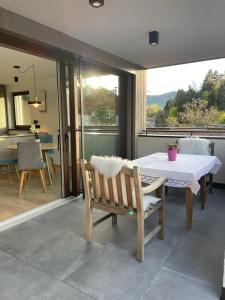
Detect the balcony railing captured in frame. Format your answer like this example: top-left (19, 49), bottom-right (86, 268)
top-left (140, 127), bottom-right (225, 137)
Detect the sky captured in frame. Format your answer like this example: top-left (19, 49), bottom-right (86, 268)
top-left (147, 58), bottom-right (225, 95)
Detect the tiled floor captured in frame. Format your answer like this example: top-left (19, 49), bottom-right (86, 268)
top-left (0, 188), bottom-right (224, 299)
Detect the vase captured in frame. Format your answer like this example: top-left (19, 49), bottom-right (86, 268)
top-left (168, 149), bottom-right (177, 161)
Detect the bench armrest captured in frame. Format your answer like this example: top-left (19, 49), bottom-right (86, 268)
top-left (142, 177), bottom-right (166, 195)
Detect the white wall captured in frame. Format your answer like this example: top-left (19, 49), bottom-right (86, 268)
top-left (5, 70), bottom-right (60, 164)
top-left (137, 135), bottom-right (225, 185)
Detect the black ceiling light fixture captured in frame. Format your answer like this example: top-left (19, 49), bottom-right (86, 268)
top-left (89, 0), bottom-right (104, 8)
top-left (149, 31), bottom-right (159, 45)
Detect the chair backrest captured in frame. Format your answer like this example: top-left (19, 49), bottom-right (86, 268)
top-left (18, 142), bottom-right (45, 171)
top-left (81, 160), bottom-right (144, 212)
top-left (39, 134), bottom-right (54, 154)
top-left (178, 137), bottom-right (214, 156)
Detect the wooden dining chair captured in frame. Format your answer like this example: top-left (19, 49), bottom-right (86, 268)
top-left (17, 142), bottom-right (46, 197)
top-left (0, 158), bottom-right (19, 185)
top-left (81, 159), bottom-right (165, 262)
top-left (39, 134), bottom-right (56, 174)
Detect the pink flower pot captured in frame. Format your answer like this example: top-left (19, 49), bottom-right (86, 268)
top-left (168, 149), bottom-right (177, 161)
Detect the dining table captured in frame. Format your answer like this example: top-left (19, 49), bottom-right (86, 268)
top-left (132, 152), bottom-right (222, 229)
top-left (7, 143), bottom-right (57, 185)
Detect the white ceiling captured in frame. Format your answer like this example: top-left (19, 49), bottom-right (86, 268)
top-left (0, 46), bottom-right (56, 85)
top-left (0, 0), bottom-right (225, 68)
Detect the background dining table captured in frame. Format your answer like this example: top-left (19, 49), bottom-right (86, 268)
top-left (7, 143), bottom-right (57, 185)
top-left (133, 152), bottom-right (222, 229)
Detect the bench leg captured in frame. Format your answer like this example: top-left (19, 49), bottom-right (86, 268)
top-left (85, 203), bottom-right (93, 241)
top-left (136, 213), bottom-right (144, 262)
top-left (158, 205), bottom-right (164, 240)
top-left (112, 213), bottom-right (117, 226)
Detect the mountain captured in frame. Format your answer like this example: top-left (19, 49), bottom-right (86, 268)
top-left (147, 91), bottom-right (177, 109)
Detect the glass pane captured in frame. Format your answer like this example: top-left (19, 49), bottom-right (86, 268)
top-left (65, 65), bottom-right (72, 192)
top-left (84, 132), bottom-right (119, 159)
top-left (0, 97), bottom-right (6, 132)
top-left (82, 73), bottom-right (119, 127)
top-left (14, 93), bottom-right (31, 126)
top-left (0, 87), bottom-right (7, 134)
top-left (81, 64), bottom-right (120, 159)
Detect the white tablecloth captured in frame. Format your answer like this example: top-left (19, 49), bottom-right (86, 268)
top-left (132, 152), bottom-right (222, 195)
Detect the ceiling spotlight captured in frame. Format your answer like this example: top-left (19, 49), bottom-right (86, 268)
top-left (149, 31), bottom-right (159, 45)
top-left (89, 0), bottom-right (104, 8)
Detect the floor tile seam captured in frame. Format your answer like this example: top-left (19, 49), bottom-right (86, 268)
top-left (162, 266), bottom-right (221, 289)
top-left (191, 213), bottom-right (225, 226)
top-left (0, 246), bottom-right (97, 299)
top-left (138, 233), bottom-right (187, 300)
top-left (162, 232), bottom-right (224, 272)
top-left (161, 206), bottom-right (207, 267)
top-left (65, 279), bottom-right (100, 300)
top-left (160, 228), bottom-right (191, 268)
top-left (196, 214), bottom-right (225, 225)
top-left (184, 234), bottom-right (225, 250)
top-left (59, 250), bottom-right (105, 281)
top-left (138, 263), bottom-right (167, 300)
top-left (30, 217), bottom-right (84, 237)
top-left (8, 218), bottom-right (96, 248)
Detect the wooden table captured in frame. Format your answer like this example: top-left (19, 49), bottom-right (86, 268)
top-left (133, 152), bottom-right (222, 229)
top-left (7, 143), bottom-right (57, 185)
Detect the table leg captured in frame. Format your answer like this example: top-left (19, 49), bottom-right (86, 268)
top-left (185, 188), bottom-right (193, 229)
top-left (200, 175), bottom-right (206, 209)
top-left (43, 150), bottom-right (52, 185)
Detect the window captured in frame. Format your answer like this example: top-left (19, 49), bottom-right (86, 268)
top-left (146, 58), bottom-right (225, 128)
top-left (82, 71), bottom-right (119, 127)
top-left (13, 91), bottom-right (31, 128)
top-left (0, 86), bottom-right (7, 134)
top-left (80, 62), bottom-right (121, 159)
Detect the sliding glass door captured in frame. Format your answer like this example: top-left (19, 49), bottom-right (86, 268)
top-left (67, 60), bottom-right (135, 195)
top-left (80, 62), bottom-right (121, 159)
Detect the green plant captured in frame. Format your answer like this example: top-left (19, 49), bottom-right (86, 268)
top-left (167, 142), bottom-right (179, 150)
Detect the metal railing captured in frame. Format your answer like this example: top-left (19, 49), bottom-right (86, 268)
top-left (139, 126), bottom-right (225, 137)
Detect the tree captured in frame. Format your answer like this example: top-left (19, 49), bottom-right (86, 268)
top-left (174, 87), bottom-right (198, 113)
top-left (146, 104), bottom-right (159, 117)
top-left (179, 99), bottom-right (220, 127)
top-left (218, 112), bottom-right (225, 124)
top-left (83, 86), bottom-right (117, 125)
top-left (216, 80), bottom-right (225, 110)
top-left (200, 70), bottom-right (217, 107)
top-left (155, 110), bottom-right (167, 127)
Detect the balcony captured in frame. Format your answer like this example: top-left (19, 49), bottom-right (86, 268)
top-left (0, 187), bottom-right (223, 299)
top-left (0, 2), bottom-right (224, 300)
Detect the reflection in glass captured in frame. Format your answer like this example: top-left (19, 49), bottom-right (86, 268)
top-left (81, 65), bottom-right (120, 159)
top-left (82, 74), bottom-right (119, 127)
top-left (0, 86), bottom-right (7, 133)
top-left (14, 93), bottom-right (31, 126)
top-left (0, 99), bottom-right (6, 132)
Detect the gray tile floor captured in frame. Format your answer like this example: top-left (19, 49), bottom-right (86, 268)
top-left (0, 188), bottom-right (224, 299)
